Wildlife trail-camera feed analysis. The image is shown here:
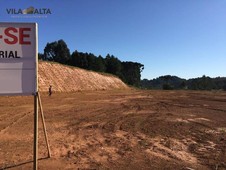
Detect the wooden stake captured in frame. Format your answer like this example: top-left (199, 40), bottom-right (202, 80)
top-left (38, 92), bottom-right (51, 158)
top-left (34, 93), bottom-right (38, 170)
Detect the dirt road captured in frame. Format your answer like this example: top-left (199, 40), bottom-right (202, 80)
top-left (0, 90), bottom-right (226, 169)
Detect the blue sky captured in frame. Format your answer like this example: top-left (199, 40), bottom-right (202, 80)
top-left (1, 0), bottom-right (226, 79)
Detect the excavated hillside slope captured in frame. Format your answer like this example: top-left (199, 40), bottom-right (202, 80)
top-left (38, 62), bottom-right (128, 92)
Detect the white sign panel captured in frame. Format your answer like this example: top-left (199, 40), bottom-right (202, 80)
top-left (0, 22), bottom-right (37, 95)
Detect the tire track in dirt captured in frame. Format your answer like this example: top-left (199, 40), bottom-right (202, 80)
top-left (1, 90), bottom-right (225, 169)
top-left (56, 97), bottom-right (200, 169)
top-left (0, 111), bottom-right (31, 134)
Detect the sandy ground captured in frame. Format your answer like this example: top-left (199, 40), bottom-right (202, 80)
top-left (0, 90), bottom-right (226, 170)
top-left (38, 62), bottom-right (128, 92)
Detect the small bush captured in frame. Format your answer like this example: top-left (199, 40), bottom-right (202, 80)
top-left (162, 84), bottom-right (173, 90)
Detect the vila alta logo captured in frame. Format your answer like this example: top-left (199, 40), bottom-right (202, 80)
top-left (6, 6), bottom-right (51, 15)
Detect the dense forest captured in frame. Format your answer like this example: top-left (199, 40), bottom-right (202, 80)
top-left (38, 40), bottom-right (225, 90)
top-left (141, 75), bottom-right (226, 91)
top-left (38, 39), bottom-right (144, 87)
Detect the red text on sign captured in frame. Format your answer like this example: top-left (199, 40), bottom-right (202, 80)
top-left (3, 27), bottom-right (31, 45)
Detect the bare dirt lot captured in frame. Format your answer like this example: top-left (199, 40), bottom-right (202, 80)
top-left (0, 90), bottom-right (226, 170)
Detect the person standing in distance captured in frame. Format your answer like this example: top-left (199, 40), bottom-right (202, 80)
top-left (49, 85), bottom-right (52, 96)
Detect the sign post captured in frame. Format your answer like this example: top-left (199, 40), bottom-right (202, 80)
top-left (34, 93), bottom-right (38, 170)
top-left (0, 22), bottom-right (38, 170)
top-left (38, 92), bottom-right (51, 158)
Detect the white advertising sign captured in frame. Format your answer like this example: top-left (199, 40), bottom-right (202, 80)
top-left (0, 22), bottom-right (37, 95)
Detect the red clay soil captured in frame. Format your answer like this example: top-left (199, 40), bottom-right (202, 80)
top-left (0, 90), bottom-right (226, 170)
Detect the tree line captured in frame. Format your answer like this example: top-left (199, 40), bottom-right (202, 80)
top-left (141, 75), bottom-right (226, 91)
top-left (38, 39), bottom-right (144, 87)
